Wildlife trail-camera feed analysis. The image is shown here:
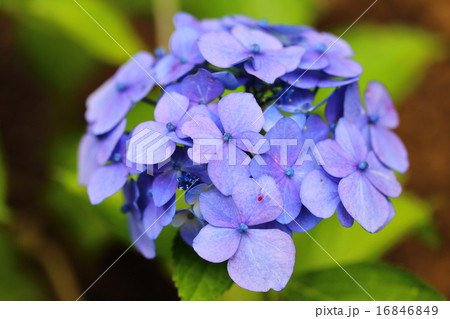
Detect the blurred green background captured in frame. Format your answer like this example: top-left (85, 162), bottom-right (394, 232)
top-left (0, 0), bottom-right (449, 300)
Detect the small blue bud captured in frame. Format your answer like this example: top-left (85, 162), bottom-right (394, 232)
top-left (121, 203), bottom-right (130, 213)
top-left (369, 114), bottom-right (379, 124)
top-left (147, 189), bottom-right (153, 197)
top-left (223, 132), bottom-right (233, 141)
top-left (166, 122), bottom-right (176, 131)
top-left (329, 123), bottom-right (337, 132)
top-left (116, 82), bottom-right (127, 92)
top-left (285, 167), bottom-right (295, 177)
top-left (250, 43), bottom-right (261, 54)
top-left (179, 56), bottom-right (187, 64)
top-left (237, 223), bottom-right (248, 233)
top-left (316, 43), bottom-right (327, 53)
top-left (154, 46), bottom-right (165, 58)
top-left (112, 152), bottom-right (122, 163)
top-left (358, 161), bottom-right (369, 171)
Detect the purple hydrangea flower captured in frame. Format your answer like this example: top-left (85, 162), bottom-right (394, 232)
top-left (363, 81), bottom-right (409, 173)
top-left (193, 175), bottom-right (295, 292)
top-left (182, 92), bottom-right (269, 195)
top-left (250, 117), bottom-right (321, 224)
top-left (153, 27), bottom-right (204, 85)
top-left (317, 119), bottom-right (401, 232)
top-left (86, 52), bottom-right (155, 135)
top-left (281, 69), bottom-right (360, 90)
top-left (198, 25), bottom-right (304, 83)
top-left (185, 183), bottom-right (215, 219)
top-left (178, 68), bottom-right (225, 105)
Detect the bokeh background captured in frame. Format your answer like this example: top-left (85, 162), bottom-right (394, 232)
top-left (0, 0), bottom-right (449, 300)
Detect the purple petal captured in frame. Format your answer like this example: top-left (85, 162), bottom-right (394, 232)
top-left (173, 12), bottom-right (199, 29)
top-left (207, 145), bottom-right (251, 196)
top-left (287, 206), bottom-right (322, 232)
top-left (264, 46), bottom-right (305, 73)
top-left (365, 151), bottom-right (402, 198)
top-left (249, 154), bottom-right (284, 182)
top-left (276, 176), bottom-right (301, 224)
top-left (87, 163), bottom-right (128, 205)
top-left (265, 117), bottom-right (303, 167)
top-left (152, 170), bottom-right (181, 207)
top-left (365, 81), bottom-right (399, 129)
top-left (337, 202), bottom-right (354, 228)
top-left (324, 57), bottom-right (363, 78)
top-left (343, 82), bottom-right (367, 128)
top-left (97, 119), bottom-right (127, 165)
top-left (193, 225), bottom-right (241, 263)
top-left (338, 171), bottom-right (390, 233)
top-left (198, 31), bottom-right (249, 68)
top-left (244, 57), bottom-right (287, 84)
top-left (153, 54), bottom-right (195, 85)
top-left (370, 125), bottom-right (409, 173)
top-left (212, 71), bottom-right (239, 90)
top-left (227, 229), bottom-right (295, 292)
top-left (141, 200), bottom-right (164, 240)
top-left (234, 131), bottom-right (269, 154)
top-left (302, 114), bottom-right (330, 143)
top-left (317, 139), bottom-right (356, 178)
top-left (127, 212), bottom-right (156, 259)
top-left (78, 133), bottom-right (100, 185)
top-left (158, 195), bottom-right (177, 226)
top-left (169, 27), bottom-right (204, 64)
top-left (232, 175), bottom-right (283, 225)
top-left (127, 121), bottom-right (176, 165)
top-left (231, 25), bottom-right (282, 51)
top-left (218, 92), bottom-right (264, 134)
top-left (325, 86), bottom-right (345, 124)
top-left (281, 69), bottom-right (320, 89)
top-left (199, 190), bottom-right (241, 227)
top-left (298, 51), bottom-right (328, 70)
top-left (180, 68), bottom-right (225, 104)
top-left (262, 106), bottom-right (284, 132)
top-left (154, 91), bottom-right (189, 125)
top-left (318, 76), bottom-right (360, 89)
top-left (300, 169), bottom-right (340, 218)
top-left (180, 217), bottom-right (205, 246)
top-left (335, 119), bottom-right (367, 162)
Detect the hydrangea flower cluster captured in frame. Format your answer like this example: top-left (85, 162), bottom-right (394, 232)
top-left (78, 12), bottom-right (409, 292)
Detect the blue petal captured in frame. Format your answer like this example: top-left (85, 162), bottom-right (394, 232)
top-left (287, 206), bottom-right (322, 232)
top-left (87, 163), bottom-right (128, 205)
top-left (193, 225), bottom-right (241, 262)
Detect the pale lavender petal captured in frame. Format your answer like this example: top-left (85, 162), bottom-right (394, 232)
top-left (152, 170), bottom-right (181, 207)
top-left (265, 117), bottom-right (303, 167)
top-left (318, 76), bottom-right (360, 89)
top-left (218, 92), bottom-right (264, 134)
top-left (232, 175), bottom-right (283, 225)
top-left (141, 200), bottom-right (164, 239)
top-left (365, 151), bottom-right (401, 198)
top-left (231, 25), bottom-right (282, 51)
top-left (158, 196), bottom-right (177, 226)
top-left (207, 146), bottom-right (251, 196)
top-left (337, 202), bottom-right (354, 228)
top-left (262, 106), bottom-right (284, 132)
top-left (335, 119), bottom-right (367, 162)
top-left (375, 200), bottom-right (395, 232)
top-left (154, 91), bottom-right (189, 125)
top-left (263, 46), bottom-right (305, 73)
top-left (317, 139), bottom-right (356, 178)
top-left (227, 229), bottom-right (295, 292)
top-left (198, 31), bottom-right (249, 68)
top-left (78, 133), bottom-right (100, 185)
top-left (87, 163), bottom-right (128, 205)
top-left (127, 212), bottom-right (156, 259)
top-left (287, 206), bottom-right (322, 232)
top-left (298, 51), bottom-right (328, 70)
top-left (88, 93), bottom-right (131, 135)
top-left (300, 169), bottom-right (340, 218)
top-left (153, 54), bottom-right (195, 85)
top-left (343, 82), bottom-right (366, 128)
top-left (234, 131), bottom-right (269, 154)
top-left (169, 27), bottom-right (204, 63)
top-left (281, 69), bottom-right (320, 89)
top-left (85, 78), bottom-right (116, 123)
top-left (277, 176), bottom-right (301, 224)
top-left (126, 121), bottom-right (176, 165)
top-left (244, 57), bottom-right (286, 84)
top-left (173, 12), bottom-right (199, 30)
top-left (180, 68), bottom-right (225, 104)
top-left (199, 190), bottom-right (241, 227)
top-left (370, 125), bottom-right (409, 173)
top-left (365, 81), bottom-right (399, 129)
top-left (193, 225), bottom-right (241, 263)
top-left (302, 114), bottom-right (329, 142)
top-left (97, 119), bottom-right (127, 165)
top-left (324, 57), bottom-right (363, 78)
top-left (249, 154), bottom-right (285, 182)
top-left (338, 171), bottom-right (390, 233)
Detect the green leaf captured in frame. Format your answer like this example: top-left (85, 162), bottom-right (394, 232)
top-left (180, 0), bottom-right (317, 25)
top-left (344, 25), bottom-right (442, 101)
top-left (6, 0), bottom-right (146, 64)
top-left (285, 262), bottom-right (444, 301)
top-left (172, 234), bottom-right (232, 300)
top-left (293, 192), bottom-right (433, 274)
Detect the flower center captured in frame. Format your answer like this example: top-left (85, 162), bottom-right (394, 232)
top-left (147, 189), bottom-right (153, 197)
top-left (179, 56), bottom-right (187, 64)
top-left (177, 172), bottom-right (200, 190)
top-left (172, 162), bottom-right (181, 171)
top-left (154, 46), bottom-right (164, 58)
top-left (285, 167), bottom-right (295, 177)
top-left (116, 82), bottom-right (127, 92)
top-left (329, 123), bottom-right (337, 132)
top-left (112, 152), bottom-right (122, 163)
top-left (369, 114), bottom-right (379, 124)
top-left (316, 43), bottom-right (327, 53)
top-left (237, 223), bottom-right (248, 233)
top-left (250, 43), bottom-right (261, 54)
top-left (166, 122), bottom-right (176, 131)
top-left (358, 161), bottom-right (369, 171)
top-left (223, 132), bottom-right (233, 141)
top-left (121, 203), bottom-right (130, 213)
